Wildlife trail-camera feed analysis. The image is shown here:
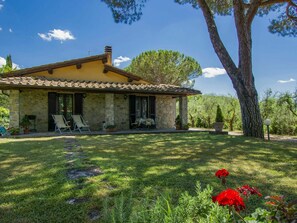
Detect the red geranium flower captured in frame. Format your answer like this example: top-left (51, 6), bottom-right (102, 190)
top-left (215, 169), bottom-right (229, 179)
top-left (212, 188), bottom-right (246, 211)
top-left (237, 185), bottom-right (262, 197)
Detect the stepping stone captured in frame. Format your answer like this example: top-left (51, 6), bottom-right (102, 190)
top-left (88, 209), bottom-right (100, 221)
top-left (67, 168), bottom-right (103, 180)
top-left (66, 197), bottom-right (89, 205)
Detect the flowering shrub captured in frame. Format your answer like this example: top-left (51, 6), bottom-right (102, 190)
top-left (101, 169), bottom-right (296, 223)
top-left (237, 185), bottom-right (262, 197)
top-left (215, 168), bottom-right (229, 178)
top-left (212, 188), bottom-right (245, 211)
top-left (212, 168), bottom-right (297, 222)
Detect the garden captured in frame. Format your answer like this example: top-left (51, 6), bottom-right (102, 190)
top-left (0, 133), bottom-right (296, 222)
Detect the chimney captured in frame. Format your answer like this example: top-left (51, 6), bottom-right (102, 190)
top-left (104, 46), bottom-right (112, 65)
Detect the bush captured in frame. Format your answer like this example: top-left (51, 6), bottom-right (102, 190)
top-left (0, 107), bottom-right (9, 127)
top-left (102, 182), bottom-right (232, 223)
top-left (215, 105), bottom-right (224, 123)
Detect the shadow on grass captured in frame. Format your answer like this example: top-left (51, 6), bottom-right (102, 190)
top-left (78, 132), bottom-right (297, 209)
top-left (0, 137), bottom-right (93, 223)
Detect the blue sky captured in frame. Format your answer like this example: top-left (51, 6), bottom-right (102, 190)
top-left (0, 0), bottom-right (296, 97)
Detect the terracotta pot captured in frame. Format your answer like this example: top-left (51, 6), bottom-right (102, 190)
top-left (105, 128), bottom-right (116, 132)
top-left (214, 122), bottom-right (224, 132)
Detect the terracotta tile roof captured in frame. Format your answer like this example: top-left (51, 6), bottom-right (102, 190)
top-left (0, 76), bottom-right (201, 95)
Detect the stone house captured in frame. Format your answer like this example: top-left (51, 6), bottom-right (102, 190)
top-left (0, 46), bottom-right (201, 132)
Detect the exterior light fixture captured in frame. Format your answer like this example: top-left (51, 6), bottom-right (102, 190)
top-left (264, 119), bottom-right (271, 141)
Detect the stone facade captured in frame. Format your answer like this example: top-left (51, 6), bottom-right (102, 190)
top-left (18, 89), bottom-right (48, 132)
top-left (155, 95), bottom-right (176, 129)
top-left (114, 94), bottom-right (129, 130)
top-left (9, 90), bottom-right (20, 128)
top-left (8, 89), bottom-right (178, 132)
top-left (105, 94), bottom-right (115, 126)
top-left (83, 93), bottom-right (105, 131)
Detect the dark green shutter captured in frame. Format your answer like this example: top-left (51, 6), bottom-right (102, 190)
top-left (149, 96), bottom-right (156, 120)
top-left (74, 93), bottom-right (84, 115)
top-left (129, 95), bottom-right (136, 128)
top-left (48, 92), bottom-right (57, 131)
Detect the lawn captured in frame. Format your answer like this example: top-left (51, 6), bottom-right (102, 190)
top-left (0, 133), bottom-right (296, 222)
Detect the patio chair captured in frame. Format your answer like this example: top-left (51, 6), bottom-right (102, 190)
top-left (72, 115), bottom-right (91, 133)
top-left (52, 115), bottom-right (72, 134)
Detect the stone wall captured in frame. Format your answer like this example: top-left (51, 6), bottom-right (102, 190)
top-left (156, 95), bottom-right (176, 129)
top-left (9, 90), bottom-right (20, 128)
top-left (114, 94), bottom-right (129, 130)
top-left (9, 89), bottom-right (178, 132)
top-left (19, 89), bottom-right (48, 132)
top-left (83, 93), bottom-right (105, 130)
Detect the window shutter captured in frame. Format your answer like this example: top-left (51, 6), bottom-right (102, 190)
top-left (149, 96), bottom-right (156, 119)
top-left (48, 92), bottom-right (57, 131)
top-left (74, 93), bottom-right (84, 115)
top-left (129, 95), bottom-right (136, 128)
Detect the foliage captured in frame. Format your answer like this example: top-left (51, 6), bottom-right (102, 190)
top-left (260, 89), bottom-right (297, 135)
top-left (188, 92), bottom-right (297, 135)
top-left (188, 94), bottom-right (241, 131)
top-left (102, 182), bottom-right (232, 223)
top-left (7, 127), bottom-right (20, 135)
top-left (0, 55), bottom-right (16, 74)
top-left (125, 50), bottom-right (202, 86)
top-left (215, 105), bottom-right (224, 123)
top-left (0, 106), bottom-right (9, 127)
top-left (20, 115), bottom-right (31, 129)
top-left (264, 195), bottom-right (297, 222)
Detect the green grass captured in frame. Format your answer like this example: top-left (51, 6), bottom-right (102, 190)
top-left (0, 133), bottom-right (296, 222)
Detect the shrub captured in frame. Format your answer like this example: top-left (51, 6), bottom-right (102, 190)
top-left (215, 105), bottom-right (224, 123)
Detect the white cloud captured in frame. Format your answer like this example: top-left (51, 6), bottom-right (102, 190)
top-left (113, 56), bottom-right (131, 67)
top-left (277, 78), bottom-right (296, 84)
top-left (202, 67), bottom-right (227, 78)
top-left (0, 56), bottom-right (19, 69)
top-left (0, 4), bottom-right (3, 10)
top-left (9, 28), bottom-right (12, 32)
top-left (0, 27), bottom-right (2, 31)
top-left (38, 29), bottom-right (75, 42)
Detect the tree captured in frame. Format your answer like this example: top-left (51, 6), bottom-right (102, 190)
top-left (101, 0), bottom-right (296, 138)
top-left (0, 55), bottom-right (16, 74)
top-left (277, 88), bottom-right (297, 117)
top-left (125, 50), bottom-right (202, 86)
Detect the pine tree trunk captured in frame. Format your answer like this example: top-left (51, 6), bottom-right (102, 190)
top-left (232, 76), bottom-right (264, 138)
top-left (197, 0), bottom-right (264, 138)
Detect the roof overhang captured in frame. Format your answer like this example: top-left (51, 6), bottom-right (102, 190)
top-left (0, 76), bottom-right (202, 96)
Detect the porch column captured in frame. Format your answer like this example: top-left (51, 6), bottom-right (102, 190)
top-left (9, 90), bottom-right (20, 128)
top-left (105, 93), bottom-right (115, 126)
top-left (179, 96), bottom-right (188, 130)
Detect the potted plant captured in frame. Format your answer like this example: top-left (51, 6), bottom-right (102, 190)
top-left (7, 127), bottom-right (20, 135)
top-left (20, 115), bottom-right (31, 134)
top-left (175, 115), bottom-right (181, 130)
top-left (214, 105), bottom-right (224, 132)
top-left (105, 124), bottom-right (117, 132)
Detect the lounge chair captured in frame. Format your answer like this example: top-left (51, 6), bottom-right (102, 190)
top-left (72, 115), bottom-right (91, 133)
top-left (52, 115), bottom-right (72, 134)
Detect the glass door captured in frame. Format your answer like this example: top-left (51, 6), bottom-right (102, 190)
top-left (57, 94), bottom-right (73, 124)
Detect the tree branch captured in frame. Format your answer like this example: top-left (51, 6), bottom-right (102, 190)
top-left (196, 0), bottom-right (238, 79)
top-left (260, 0), bottom-right (289, 7)
top-left (246, 0), bottom-right (261, 26)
